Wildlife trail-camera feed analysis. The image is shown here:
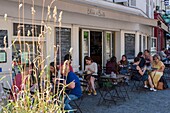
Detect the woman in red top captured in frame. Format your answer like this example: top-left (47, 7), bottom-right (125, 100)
top-left (10, 63), bottom-right (36, 100)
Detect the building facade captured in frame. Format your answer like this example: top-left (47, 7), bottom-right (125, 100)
top-left (0, 0), bottom-right (168, 86)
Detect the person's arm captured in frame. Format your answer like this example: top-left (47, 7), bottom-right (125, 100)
top-left (150, 56), bottom-right (153, 63)
top-left (67, 81), bottom-right (75, 89)
top-left (157, 63), bottom-right (165, 72)
top-left (87, 63), bottom-right (98, 74)
top-left (118, 61), bottom-right (121, 65)
top-left (136, 66), bottom-right (146, 75)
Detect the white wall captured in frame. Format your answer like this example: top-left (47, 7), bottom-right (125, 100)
top-left (0, 18), bottom-right (12, 72)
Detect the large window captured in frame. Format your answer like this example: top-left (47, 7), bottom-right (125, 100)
top-left (143, 36), bottom-right (146, 51)
top-left (0, 50), bottom-right (7, 63)
top-left (139, 35), bottom-right (142, 52)
top-left (0, 30), bottom-right (8, 48)
top-left (125, 33), bottom-right (135, 59)
top-left (13, 23), bottom-right (43, 37)
top-left (56, 27), bottom-right (71, 62)
top-left (12, 41), bottom-right (39, 64)
top-left (150, 37), bottom-right (157, 56)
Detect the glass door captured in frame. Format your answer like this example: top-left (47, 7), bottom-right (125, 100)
top-left (103, 32), bottom-right (112, 66)
top-left (81, 29), bottom-right (90, 70)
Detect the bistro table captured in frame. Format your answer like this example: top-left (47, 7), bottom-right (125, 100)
top-left (98, 74), bottom-right (129, 105)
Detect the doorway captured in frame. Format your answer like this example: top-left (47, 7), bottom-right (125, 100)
top-left (80, 29), bottom-right (114, 71)
top-left (90, 31), bottom-right (102, 67)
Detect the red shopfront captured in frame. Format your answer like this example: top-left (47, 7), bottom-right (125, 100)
top-left (154, 12), bottom-right (166, 51)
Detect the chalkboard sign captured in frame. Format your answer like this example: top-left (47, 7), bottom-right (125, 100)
top-left (56, 27), bottom-right (71, 62)
top-left (0, 30), bottom-right (8, 48)
top-left (125, 33), bottom-right (135, 59)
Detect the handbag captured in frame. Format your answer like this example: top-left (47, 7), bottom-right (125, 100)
top-left (157, 82), bottom-right (163, 90)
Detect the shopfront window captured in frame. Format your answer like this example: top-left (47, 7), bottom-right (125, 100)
top-left (125, 33), bottom-right (135, 59)
top-left (143, 36), bottom-right (146, 51)
top-left (13, 23), bottom-right (43, 37)
top-left (139, 35), bottom-right (142, 52)
top-left (150, 37), bottom-right (157, 55)
top-left (12, 41), bottom-right (39, 64)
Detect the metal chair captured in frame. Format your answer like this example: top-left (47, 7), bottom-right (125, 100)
top-left (130, 69), bottom-right (145, 92)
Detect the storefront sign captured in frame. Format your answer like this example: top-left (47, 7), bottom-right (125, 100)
top-left (87, 8), bottom-right (105, 17)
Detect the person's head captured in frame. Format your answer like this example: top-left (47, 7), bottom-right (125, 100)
top-left (121, 55), bottom-right (127, 61)
top-left (50, 62), bottom-right (58, 73)
top-left (134, 57), bottom-right (140, 64)
top-left (137, 52), bottom-right (143, 58)
top-left (61, 60), bottom-right (70, 76)
top-left (64, 54), bottom-right (72, 62)
top-left (85, 56), bottom-right (93, 65)
top-left (22, 63), bottom-right (31, 75)
top-left (110, 56), bottom-right (117, 62)
top-left (144, 49), bottom-right (150, 56)
top-left (153, 54), bottom-right (161, 63)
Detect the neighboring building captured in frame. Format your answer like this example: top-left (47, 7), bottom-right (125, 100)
top-left (153, 0), bottom-right (169, 52)
top-left (0, 0), bottom-right (168, 87)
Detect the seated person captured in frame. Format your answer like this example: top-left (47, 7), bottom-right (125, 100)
top-left (150, 54), bottom-right (165, 89)
top-left (49, 62), bottom-right (59, 92)
top-left (106, 56), bottom-right (119, 74)
top-left (131, 57), bottom-right (156, 91)
top-left (159, 48), bottom-right (169, 62)
top-left (84, 56), bottom-right (98, 95)
top-left (118, 55), bottom-right (129, 75)
top-left (62, 60), bottom-right (82, 113)
top-left (11, 63), bottom-right (37, 100)
top-left (137, 52), bottom-right (146, 68)
top-left (63, 54), bottom-right (73, 72)
top-left (144, 49), bottom-right (153, 67)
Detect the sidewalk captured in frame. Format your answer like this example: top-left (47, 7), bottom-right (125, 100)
top-left (79, 82), bottom-right (170, 113)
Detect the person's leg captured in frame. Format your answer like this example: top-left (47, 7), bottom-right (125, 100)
top-left (64, 94), bottom-right (78, 113)
top-left (148, 75), bottom-right (157, 91)
top-left (90, 76), bottom-right (97, 95)
top-left (90, 76), bottom-right (95, 91)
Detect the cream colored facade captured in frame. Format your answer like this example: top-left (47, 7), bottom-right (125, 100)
top-left (0, 0), bottom-right (167, 86)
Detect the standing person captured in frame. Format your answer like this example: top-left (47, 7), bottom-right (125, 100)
top-left (62, 60), bottom-right (82, 113)
top-left (132, 57), bottom-right (156, 91)
top-left (144, 50), bottom-right (153, 67)
top-left (84, 56), bottom-right (98, 95)
top-left (118, 55), bottom-right (129, 75)
top-left (150, 54), bottom-right (165, 89)
top-left (159, 48), bottom-right (168, 62)
top-left (137, 52), bottom-right (146, 68)
top-left (106, 56), bottom-right (119, 74)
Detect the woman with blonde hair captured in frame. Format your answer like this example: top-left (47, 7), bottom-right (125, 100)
top-left (150, 54), bottom-right (165, 89)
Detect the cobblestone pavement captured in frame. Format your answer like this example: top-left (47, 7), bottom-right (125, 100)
top-left (78, 81), bottom-right (170, 113)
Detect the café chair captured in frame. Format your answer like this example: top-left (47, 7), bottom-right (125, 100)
top-left (130, 69), bottom-right (145, 92)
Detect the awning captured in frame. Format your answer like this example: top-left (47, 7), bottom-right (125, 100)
top-left (161, 21), bottom-right (168, 32)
